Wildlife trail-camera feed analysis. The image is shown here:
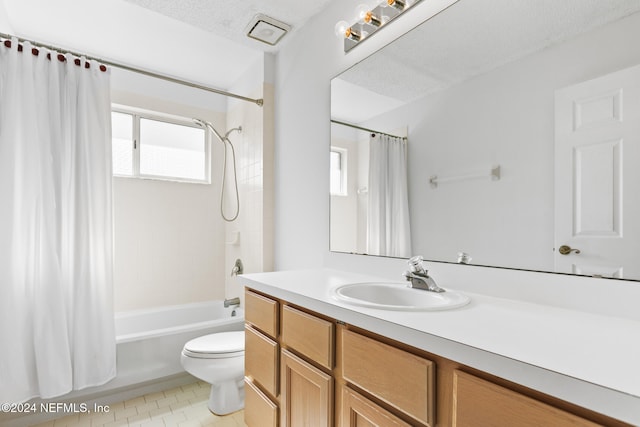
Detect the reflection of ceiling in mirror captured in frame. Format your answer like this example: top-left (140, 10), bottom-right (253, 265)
top-left (330, 78), bottom-right (405, 124)
top-left (332, 0), bottom-right (640, 119)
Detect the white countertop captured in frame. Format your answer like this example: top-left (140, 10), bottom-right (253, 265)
top-left (239, 268), bottom-right (640, 425)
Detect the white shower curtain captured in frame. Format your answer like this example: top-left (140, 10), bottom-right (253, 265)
top-left (0, 39), bottom-right (115, 402)
top-left (367, 133), bottom-right (412, 257)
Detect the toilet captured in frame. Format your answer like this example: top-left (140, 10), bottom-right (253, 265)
top-left (180, 331), bottom-right (245, 415)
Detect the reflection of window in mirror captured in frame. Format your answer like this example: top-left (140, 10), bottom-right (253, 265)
top-left (330, 147), bottom-right (348, 196)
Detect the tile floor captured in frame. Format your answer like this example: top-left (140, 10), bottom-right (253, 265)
top-left (32, 381), bottom-right (246, 427)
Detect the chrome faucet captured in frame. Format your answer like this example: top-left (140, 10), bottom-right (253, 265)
top-left (224, 297), bottom-right (241, 308)
top-left (403, 256), bottom-right (445, 293)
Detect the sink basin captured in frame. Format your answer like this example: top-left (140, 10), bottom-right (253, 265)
top-left (332, 282), bottom-right (470, 311)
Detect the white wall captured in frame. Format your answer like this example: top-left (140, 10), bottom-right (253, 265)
top-left (0, 1), bottom-right (12, 31)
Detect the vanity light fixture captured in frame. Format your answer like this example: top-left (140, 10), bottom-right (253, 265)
top-left (336, 0), bottom-right (423, 52)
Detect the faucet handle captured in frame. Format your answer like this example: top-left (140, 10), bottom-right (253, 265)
top-left (408, 255), bottom-right (427, 274)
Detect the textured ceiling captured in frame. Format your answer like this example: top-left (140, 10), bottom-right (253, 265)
top-left (123, 0), bottom-right (336, 52)
top-left (335, 0), bottom-right (640, 120)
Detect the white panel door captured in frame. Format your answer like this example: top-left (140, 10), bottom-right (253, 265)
top-left (555, 64), bottom-right (640, 278)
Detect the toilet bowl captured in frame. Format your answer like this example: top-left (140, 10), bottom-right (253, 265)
top-left (180, 331), bottom-right (245, 415)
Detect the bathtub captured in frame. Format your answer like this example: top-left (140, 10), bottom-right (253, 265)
top-left (112, 300), bottom-right (244, 390)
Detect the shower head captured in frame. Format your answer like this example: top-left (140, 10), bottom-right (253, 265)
top-left (193, 118), bottom-right (242, 143)
top-left (193, 118), bottom-right (227, 144)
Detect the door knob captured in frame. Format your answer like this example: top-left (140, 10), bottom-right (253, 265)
top-left (558, 245), bottom-right (580, 255)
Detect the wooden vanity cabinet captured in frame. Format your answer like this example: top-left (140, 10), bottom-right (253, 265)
top-left (245, 289), bottom-right (278, 338)
top-left (245, 379), bottom-right (278, 427)
top-left (245, 325), bottom-right (278, 396)
top-left (279, 304), bottom-right (335, 427)
top-left (244, 288), bottom-right (631, 427)
top-left (451, 370), bottom-right (601, 427)
top-left (340, 386), bottom-right (412, 427)
top-left (281, 349), bottom-right (333, 426)
top-left (281, 304), bottom-right (334, 370)
top-left (244, 290), bottom-right (280, 426)
top-left (339, 328), bottom-right (435, 426)
top-left (244, 289), bottom-right (335, 427)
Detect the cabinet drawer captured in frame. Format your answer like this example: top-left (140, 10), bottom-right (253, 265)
top-left (245, 378), bottom-right (278, 427)
top-left (341, 386), bottom-right (412, 427)
top-left (245, 289), bottom-right (278, 338)
top-left (281, 305), bottom-right (334, 369)
top-left (452, 370), bottom-right (600, 427)
top-left (340, 329), bottom-right (435, 426)
top-left (245, 325), bottom-right (278, 397)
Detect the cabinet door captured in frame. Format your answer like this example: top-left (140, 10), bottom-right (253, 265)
top-left (281, 349), bottom-right (333, 427)
top-left (341, 386), bottom-right (411, 427)
top-left (452, 370), bottom-right (601, 427)
top-left (245, 378), bottom-right (278, 427)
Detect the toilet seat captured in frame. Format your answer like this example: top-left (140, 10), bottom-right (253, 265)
top-left (182, 331), bottom-right (245, 359)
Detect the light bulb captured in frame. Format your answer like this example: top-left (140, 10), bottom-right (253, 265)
top-left (334, 20), bottom-right (349, 38)
top-left (354, 4), bottom-right (370, 22)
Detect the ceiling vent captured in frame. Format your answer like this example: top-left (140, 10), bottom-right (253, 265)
top-left (246, 14), bottom-right (291, 46)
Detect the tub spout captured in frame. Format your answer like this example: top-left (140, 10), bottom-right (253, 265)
top-left (224, 297), bottom-right (241, 308)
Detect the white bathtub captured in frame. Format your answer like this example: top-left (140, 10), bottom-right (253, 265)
top-left (112, 300), bottom-right (244, 389)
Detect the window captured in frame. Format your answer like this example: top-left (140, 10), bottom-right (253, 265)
top-left (112, 107), bottom-right (209, 183)
top-left (330, 147), bottom-right (347, 196)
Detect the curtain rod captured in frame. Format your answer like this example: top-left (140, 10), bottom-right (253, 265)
top-left (330, 120), bottom-right (405, 139)
top-left (0, 32), bottom-right (264, 107)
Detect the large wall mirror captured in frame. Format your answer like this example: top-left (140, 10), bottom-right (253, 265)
top-left (330, 0), bottom-right (640, 280)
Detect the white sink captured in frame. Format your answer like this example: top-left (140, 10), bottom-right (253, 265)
top-left (332, 282), bottom-right (470, 311)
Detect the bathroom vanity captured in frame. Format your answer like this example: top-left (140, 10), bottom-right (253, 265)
top-left (240, 269), bottom-right (640, 427)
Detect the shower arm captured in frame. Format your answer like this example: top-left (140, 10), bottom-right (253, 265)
top-left (193, 118), bottom-right (225, 144)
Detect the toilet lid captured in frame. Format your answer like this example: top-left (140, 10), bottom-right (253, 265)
top-left (183, 331), bottom-right (244, 359)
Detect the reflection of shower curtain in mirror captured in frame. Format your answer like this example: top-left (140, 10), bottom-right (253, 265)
top-left (367, 134), bottom-right (411, 257)
top-left (0, 39), bottom-right (115, 402)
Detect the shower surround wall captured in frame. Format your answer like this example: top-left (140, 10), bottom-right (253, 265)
top-left (111, 70), bottom-right (228, 311)
top-left (112, 54), bottom-right (274, 311)
top-left (224, 55), bottom-right (276, 303)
